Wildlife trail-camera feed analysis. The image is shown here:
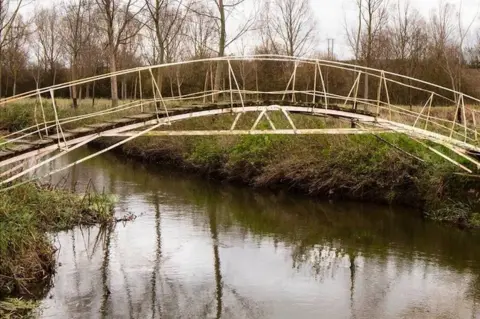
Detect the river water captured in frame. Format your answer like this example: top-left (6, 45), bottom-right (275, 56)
top-left (36, 148), bottom-right (480, 319)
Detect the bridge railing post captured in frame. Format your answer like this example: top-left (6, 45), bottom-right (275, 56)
top-left (228, 59), bottom-right (234, 109)
top-left (49, 89), bottom-right (68, 150)
top-left (413, 93), bottom-right (433, 128)
top-left (472, 109), bottom-right (478, 141)
top-left (424, 95), bottom-right (433, 131)
top-left (210, 63), bottom-right (215, 103)
top-left (382, 72), bottom-right (392, 121)
top-left (203, 64), bottom-right (210, 104)
top-left (343, 72), bottom-right (361, 109)
top-left (461, 95), bottom-right (468, 142)
top-left (227, 60), bottom-right (245, 112)
top-left (376, 74), bottom-right (382, 116)
top-left (315, 62), bottom-right (328, 110)
top-left (450, 93), bottom-right (463, 140)
top-left (292, 61), bottom-right (298, 103)
top-left (353, 71), bottom-right (361, 111)
top-left (149, 68), bottom-right (170, 124)
top-left (37, 90), bottom-right (48, 137)
top-left (138, 70), bottom-right (143, 113)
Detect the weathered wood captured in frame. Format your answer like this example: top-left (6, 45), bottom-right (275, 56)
top-left (67, 127), bottom-right (97, 134)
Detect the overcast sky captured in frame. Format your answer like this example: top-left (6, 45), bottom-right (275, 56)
top-left (26, 0), bottom-right (480, 58)
top-left (313, 0), bottom-right (480, 57)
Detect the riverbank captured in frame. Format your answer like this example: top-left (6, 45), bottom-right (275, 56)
top-left (93, 132), bottom-right (480, 228)
top-left (0, 183), bottom-right (115, 318)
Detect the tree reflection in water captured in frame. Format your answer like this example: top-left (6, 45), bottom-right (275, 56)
top-left (37, 148), bottom-right (480, 319)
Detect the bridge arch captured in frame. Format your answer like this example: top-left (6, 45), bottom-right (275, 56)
top-left (0, 55), bottom-right (479, 186)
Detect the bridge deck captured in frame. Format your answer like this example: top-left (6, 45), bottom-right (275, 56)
top-left (0, 101), bottom-right (379, 165)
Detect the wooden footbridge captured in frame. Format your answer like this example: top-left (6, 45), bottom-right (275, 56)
top-left (0, 55), bottom-right (479, 187)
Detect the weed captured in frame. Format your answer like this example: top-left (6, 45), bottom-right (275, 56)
top-left (0, 298), bottom-right (38, 319)
top-left (0, 183), bottom-right (116, 298)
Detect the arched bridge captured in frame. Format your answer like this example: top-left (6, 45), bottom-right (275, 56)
top-left (0, 55), bottom-right (479, 186)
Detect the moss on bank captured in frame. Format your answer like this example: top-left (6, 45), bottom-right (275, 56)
top-left (0, 183), bottom-right (116, 302)
top-left (94, 131), bottom-right (480, 228)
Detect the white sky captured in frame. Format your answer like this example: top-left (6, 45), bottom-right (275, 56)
top-left (23, 0), bottom-right (480, 59)
top-left (314, 0), bottom-right (480, 58)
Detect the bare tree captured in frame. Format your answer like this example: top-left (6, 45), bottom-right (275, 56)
top-left (144, 0), bottom-right (189, 65)
top-left (389, 0), bottom-right (428, 106)
top-left (144, 0), bottom-right (190, 92)
top-left (95, 0), bottom-right (145, 107)
top-left (0, 0), bottom-right (25, 97)
top-left (262, 0), bottom-right (316, 57)
top-left (3, 14), bottom-right (27, 96)
top-left (430, 2), bottom-right (459, 94)
top-left (193, 0), bottom-right (256, 98)
top-left (347, 0), bottom-right (388, 102)
top-left (187, 3), bottom-right (216, 58)
top-left (62, 0), bottom-right (95, 108)
top-left (34, 7), bottom-right (64, 86)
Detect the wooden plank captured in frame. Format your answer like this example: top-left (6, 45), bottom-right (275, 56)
top-left (47, 132), bottom-right (75, 140)
top-left (108, 118), bottom-right (135, 125)
top-left (67, 127), bottom-right (97, 134)
top-left (127, 114), bottom-right (156, 120)
top-left (87, 122), bottom-right (114, 129)
top-left (6, 144), bottom-right (34, 152)
top-left (28, 139), bottom-right (52, 146)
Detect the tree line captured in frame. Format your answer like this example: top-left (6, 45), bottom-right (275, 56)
top-left (0, 0), bottom-right (480, 107)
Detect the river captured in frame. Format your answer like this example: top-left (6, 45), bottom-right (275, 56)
top-left (36, 147), bottom-right (480, 319)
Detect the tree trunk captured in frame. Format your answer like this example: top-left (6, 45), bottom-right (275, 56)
top-left (71, 61), bottom-right (78, 109)
top-left (92, 79), bottom-right (97, 108)
top-left (214, 0), bottom-right (226, 101)
top-left (109, 53), bottom-right (119, 108)
top-left (12, 72), bottom-right (17, 96)
top-left (176, 72), bottom-right (182, 97)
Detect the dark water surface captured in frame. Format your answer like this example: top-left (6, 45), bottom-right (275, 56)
top-left (37, 148), bottom-right (480, 319)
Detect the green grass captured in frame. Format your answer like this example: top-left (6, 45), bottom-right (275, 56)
top-left (0, 183), bottom-right (116, 299)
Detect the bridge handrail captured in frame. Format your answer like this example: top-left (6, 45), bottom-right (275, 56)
top-left (0, 55), bottom-right (478, 110)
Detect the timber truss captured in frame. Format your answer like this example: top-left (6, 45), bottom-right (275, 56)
top-left (0, 55), bottom-right (479, 187)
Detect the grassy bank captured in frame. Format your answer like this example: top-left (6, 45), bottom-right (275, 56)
top-left (0, 183), bottom-right (115, 317)
top-left (92, 113), bottom-right (480, 228)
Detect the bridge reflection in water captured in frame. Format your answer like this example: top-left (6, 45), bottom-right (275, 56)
top-left (1, 55), bottom-right (480, 187)
top-left (38, 148), bottom-right (480, 319)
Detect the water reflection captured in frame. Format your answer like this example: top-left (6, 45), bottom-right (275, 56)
top-left (38, 147), bottom-right (480, 319)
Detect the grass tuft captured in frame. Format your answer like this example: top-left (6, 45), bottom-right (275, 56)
top-left (0, 183), bottom-right (116, 298)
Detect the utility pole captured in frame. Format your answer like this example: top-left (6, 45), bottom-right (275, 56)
top-left (327, 38), bottom-right (335, 60)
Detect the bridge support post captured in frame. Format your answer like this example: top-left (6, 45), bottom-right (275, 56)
top-left (227, 60), bottom-right (245, 112)
top-left (292, 61), bottom-right (298, 103)
top-left (472, 109), bottom-right (478, 141)
top-left (37, 90), bottom-right (48, 137)
top-left (413, 93), bottom-right (434, 128)
top-left (314, 62), bottom-right (328, 110)
top-left (383, 72), bottom-right (392, 121)
top-left (49, 89), bottom-right (67, 150)
top-left (138, 70), bottom-right (143, 113)
top-left (149, 68), bottom-right (170, 124)
top-left (450, 94), bottom-right (464, 140)
top-left (344, 72), bottom-right (361, 110)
